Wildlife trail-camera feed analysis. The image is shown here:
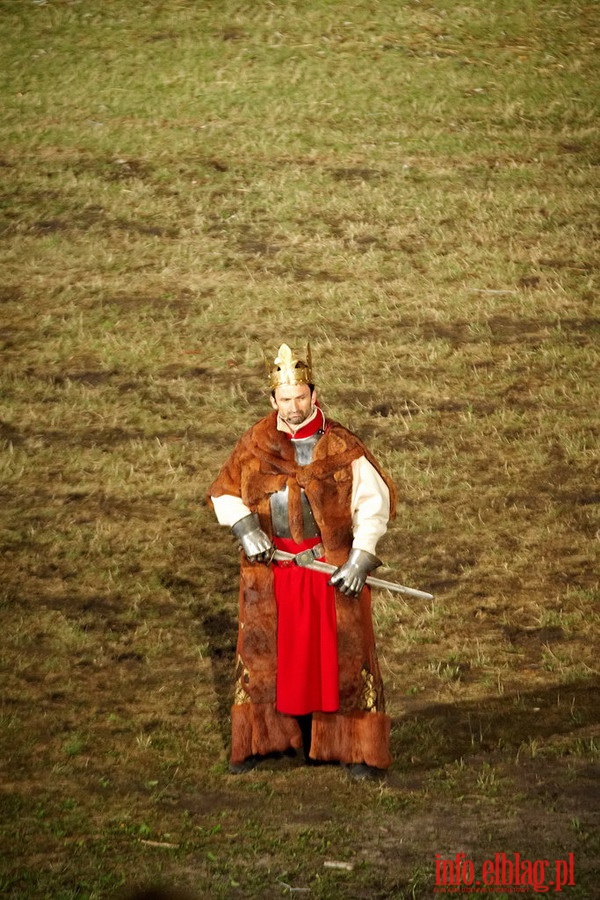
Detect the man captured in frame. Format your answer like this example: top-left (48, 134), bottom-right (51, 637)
top-left (208, 343), bottom-right (396, 779)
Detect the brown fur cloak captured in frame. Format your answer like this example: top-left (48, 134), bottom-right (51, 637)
top-left (208, 411), bottom-right (397, 768)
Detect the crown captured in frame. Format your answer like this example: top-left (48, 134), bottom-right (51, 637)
top-left (266, 343), bottom-right (313, 390)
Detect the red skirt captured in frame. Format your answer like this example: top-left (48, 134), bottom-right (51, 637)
top-left (273, 537), bottom-right (339, 716)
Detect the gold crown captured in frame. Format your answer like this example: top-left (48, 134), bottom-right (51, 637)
top-left (267, 343), bottom-right (313, 390)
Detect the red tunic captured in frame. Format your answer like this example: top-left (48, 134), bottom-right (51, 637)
top-left (273, 410), bottom-right (340, 715)
top-left (273, 535), bottom-right (340, 715)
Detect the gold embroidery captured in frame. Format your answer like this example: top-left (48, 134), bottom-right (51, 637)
top-left (234, 655), bottom-right (251, 705)
top-left (360, 666), bottom-right (378, 712)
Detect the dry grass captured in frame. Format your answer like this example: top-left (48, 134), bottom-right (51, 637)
top-left (1, 0), bottom-right (599, 897)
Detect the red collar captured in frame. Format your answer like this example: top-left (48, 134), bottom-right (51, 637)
top-left (285, 406), bottom-right (327, 440)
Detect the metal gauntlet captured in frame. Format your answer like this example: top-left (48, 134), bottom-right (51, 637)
top-left (328, 548), bottom-right (381, 598)
top-left (231, 513), bottom-right (274, 563)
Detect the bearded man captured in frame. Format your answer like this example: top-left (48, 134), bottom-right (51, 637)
top-left (208, 343), bottom-right (396, 779)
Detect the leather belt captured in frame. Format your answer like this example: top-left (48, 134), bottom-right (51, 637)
top-left (276, 542), bottom-right (325, 568)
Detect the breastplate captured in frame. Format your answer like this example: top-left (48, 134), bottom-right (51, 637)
top-left (269, 430), bottom-right (323, 539)
top-left (270, 486), bottom-right (320, 538)
top-left (291, 431), bottom-right (322, 466)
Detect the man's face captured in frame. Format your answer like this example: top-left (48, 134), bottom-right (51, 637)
top-left (270, 384), bottom-right (316, 430)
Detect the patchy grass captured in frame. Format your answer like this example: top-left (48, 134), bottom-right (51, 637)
top-left (1, 0), bottom-right (598, 897)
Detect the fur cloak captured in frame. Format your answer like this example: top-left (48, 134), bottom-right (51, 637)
top-left (208, 411), bottom-right (397, 768)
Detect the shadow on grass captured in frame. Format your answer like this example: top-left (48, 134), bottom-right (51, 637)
top-left (193, 596), bottom-right (239, 751)
top-left (391, 677), bottom-right (600, 770)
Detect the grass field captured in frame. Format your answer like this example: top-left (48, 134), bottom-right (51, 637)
top-left (1, 1), bottom-right (598, 897)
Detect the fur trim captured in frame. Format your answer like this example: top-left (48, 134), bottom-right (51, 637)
top-left (236, 562), bottom-right (278, 704)
top-left (230, 704), bottom-right (392, 770)
top-left (230, 702), bottom-right (302, 763)
top-left (208, 412), bottom-right (396, 562)
top-left (311, 711), bottom-right (392, 769)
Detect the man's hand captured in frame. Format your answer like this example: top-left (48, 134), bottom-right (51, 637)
top-left (231, 514), bottom-right (274, 563)
top-left (328, 548), bottom-right (381, 598)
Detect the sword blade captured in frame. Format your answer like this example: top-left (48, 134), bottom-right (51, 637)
top-left (272, 550), bottom-right (433, 600)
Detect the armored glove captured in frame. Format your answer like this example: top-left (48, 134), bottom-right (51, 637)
top-left (231, 513), bottom-right (274, 563)
top-left (328, 548), bottom-right (382, 598)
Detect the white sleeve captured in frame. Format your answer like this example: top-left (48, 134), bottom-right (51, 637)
top-left (211, 494), bottom-right (253, 528)
top-left (350, 456), bottom-right (390, 556)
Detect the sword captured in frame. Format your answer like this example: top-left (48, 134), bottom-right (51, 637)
top-left (272, 549), bottom-right (433, 600)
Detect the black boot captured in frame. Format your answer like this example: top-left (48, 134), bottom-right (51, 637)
top-left (295, 714), bottom-right (314, 763)
top-left (228, 756), bottom-right (258, 774)
top-left (343, 762), bottom-right (385, 781)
